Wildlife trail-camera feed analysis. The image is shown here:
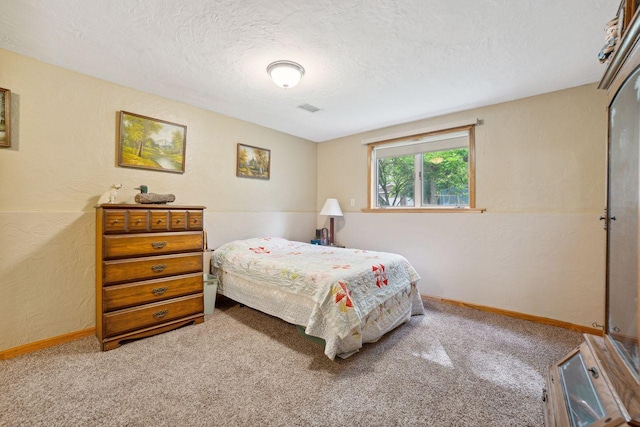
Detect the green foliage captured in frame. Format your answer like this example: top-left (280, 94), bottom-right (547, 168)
top-left (423, 149), bottom-right (469, 205)
top-left (122, 115), bottom-right (163, 157)
top-left (170, 129), bottom-right (184, 154)
top-left (121, 145), bottom-right (161, 168)
top-left (121, 142), bottom-right (183, 170)
top-left (377, 155), bottom-right (415, 206)
top-left (377, 148), bottom-right (469, 207)
top-left (120, 116), bottom-right (184, 170)
top-left (238, 148), bottom-right (248, 167)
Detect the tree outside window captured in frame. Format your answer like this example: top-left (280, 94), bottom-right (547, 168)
top-left (370, 125), bottom-right (475, 210)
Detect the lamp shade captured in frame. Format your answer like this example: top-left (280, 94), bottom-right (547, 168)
top-left (320, 198), bottom-right (343, 217)
top-left (267, 60), bottom-right (305, 89)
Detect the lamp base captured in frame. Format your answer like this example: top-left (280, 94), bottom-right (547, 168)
top-left (329, 217), bottom-right (335, 245)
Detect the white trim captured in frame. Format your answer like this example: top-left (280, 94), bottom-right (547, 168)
top-left (361, 118), bottom-right (479, 145)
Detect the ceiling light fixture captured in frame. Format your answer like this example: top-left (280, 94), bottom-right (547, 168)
top-left (267, 60), bottom-right (305, 89)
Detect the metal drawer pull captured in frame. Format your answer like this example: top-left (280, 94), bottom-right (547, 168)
top-left (176, 219), bottom-right (181, 223)
top-left (136, 219), bottom-right (142, 224)
top-left (112, 219), bottom-right (119, 224)
top-left (151, 264), bottom-right (167, 272)
top-left (193, 218), bottom-right (198, 223)
top-left (588, 367), bottom-right (599, 379)
top-left (152, 286), bottom-right (168, 295)
top-left (151, 241), bottom-right (167, 249)
top-left (153, 309), bottom-right (169, 319)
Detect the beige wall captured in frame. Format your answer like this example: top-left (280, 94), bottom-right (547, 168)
top-left (0, 46), bottom-right (609, 351)
top-left (0, 49), bottom-right (317, 352)
top-left (318, 84), bottom-right (608, 327)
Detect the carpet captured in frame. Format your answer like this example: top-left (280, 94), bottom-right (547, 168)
top-left (0, 297), bottom-right (581, 426)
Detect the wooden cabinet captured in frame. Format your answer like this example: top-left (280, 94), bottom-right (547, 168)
top-left (96, 204), bottom-right (206, 351)
top-left (543, 338), bottom-right (630, 427)
top-left (543, 3), bottom-right (640, 425)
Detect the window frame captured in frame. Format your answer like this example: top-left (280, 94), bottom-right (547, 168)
top-left (364, 124), bottom-right (484, 213)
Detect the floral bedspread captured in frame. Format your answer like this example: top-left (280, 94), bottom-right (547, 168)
top-left (212, 237), bottom-right (423, 359)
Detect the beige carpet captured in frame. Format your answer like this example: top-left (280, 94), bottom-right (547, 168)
top-left (0, 298), bottom-right (581, 426)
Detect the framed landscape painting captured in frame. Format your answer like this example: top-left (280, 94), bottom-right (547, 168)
top-left (0, 87), bottom-right (10, 148)
top-left (237, 143), bottom-right (270, 180)
top-left (118, 111), bottom-right (186, 173)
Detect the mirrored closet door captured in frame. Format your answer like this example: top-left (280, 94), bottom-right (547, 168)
top-left (607, 64), bottom-right (640, 377)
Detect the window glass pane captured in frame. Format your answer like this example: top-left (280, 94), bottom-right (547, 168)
top-left (368, 125), bottom-right (475, 210)
top-left (422, 148), bottom-right (469, 206)
top-left (558, 352), bottom-right (605, 427)
top-left (377, 155), bottom-right (415, 207)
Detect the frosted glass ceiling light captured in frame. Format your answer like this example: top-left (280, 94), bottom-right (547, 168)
top-left (267, 60), bottom-right (305, 89)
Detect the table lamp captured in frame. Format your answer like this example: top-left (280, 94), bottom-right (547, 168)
top-left (320, 198), bottom-right (343, 245)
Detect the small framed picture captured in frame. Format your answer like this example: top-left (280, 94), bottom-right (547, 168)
top-left (236, 143), bottom-right (271, 180)
top-left (118, 111), bottom-right (186, 173)
top-left (0, 87), bottom-right (11, 148)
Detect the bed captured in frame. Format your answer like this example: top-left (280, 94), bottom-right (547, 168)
top-left (211, 237), bottom-right (424, 359)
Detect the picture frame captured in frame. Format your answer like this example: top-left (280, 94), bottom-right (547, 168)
top-left (236, 143), bottom-right (271, 180)
top-left (118, 111), bottom-right (186, 173)
top-left (0, 87), bottom-right (11, 148)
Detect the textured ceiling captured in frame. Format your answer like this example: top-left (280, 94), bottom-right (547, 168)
top-left (0, 0), bottom-right (619, 142)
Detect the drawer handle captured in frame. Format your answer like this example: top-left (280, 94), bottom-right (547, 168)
top-left (176, 219), bottom-right (181, 223)
top-left (136, 219), bottom-right (142, 224)
top-left (112, 219), bottom-right (119, 224)
top-left (153, 309), bottom-right (169, 319)
top-left (152, 286), bottom-right (168, 296)
top-left (193, 218), bottom-right (198, 223)
top-left (157, 219), bottom-right (163, 224)
top-left (151, 264), bottom-right (167, 272)
top-left (151, 241), bottom-right (167, 249)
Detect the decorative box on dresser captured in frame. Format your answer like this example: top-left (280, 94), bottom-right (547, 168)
top-left (95, 204), bottom-right (206, 351)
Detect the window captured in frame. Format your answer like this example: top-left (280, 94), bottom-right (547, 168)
top-left (367, 124), bottom-right (479, 212)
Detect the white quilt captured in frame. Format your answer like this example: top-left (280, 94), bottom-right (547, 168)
top-left (212, 237), bottom-right (424, 359)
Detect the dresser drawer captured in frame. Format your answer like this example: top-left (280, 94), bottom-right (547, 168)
top-left (103, 293), bottom-right (203, 337)
top-left (187, 210), bottom-right (203, 230)
top-left (128, 210), bottom-right (149, 232)
top-left (103, 231), bottom-right (203, 259)
top-left (150, 210), bottom-right (169, 231)
top-left (104, 210), bottom-right (127, 233)
top-left (170, 211), bottom-right (187, 231)
top-left (103, 272), bottom-right (203, 311)
top-left (103, 253), bottom-right (202, 285)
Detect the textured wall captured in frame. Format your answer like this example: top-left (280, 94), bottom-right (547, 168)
top-left (0, 46), bottom-right (609, 351)
top-left (317, 84), bottom-right (608, 327)
top-left (0, 49), bottom-right (317, 352)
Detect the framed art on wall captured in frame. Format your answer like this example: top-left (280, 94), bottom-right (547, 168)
top-left (118, 111), bottom-right (186, 173)
top-left (0, 87), bottom-right (11, 148)
top-left (236, 143), bottom-right (271, 180)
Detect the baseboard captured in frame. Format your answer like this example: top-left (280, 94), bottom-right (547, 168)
top-left (0, 328), bottom-right (95, 361)
top-left (0, 297), bottom-right (602, 360)
top-left (422, 295), bottom-right (604, 336)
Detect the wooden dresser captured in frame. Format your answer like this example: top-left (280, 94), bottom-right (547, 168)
top-left (95, 204), bottom-right (205, 351)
